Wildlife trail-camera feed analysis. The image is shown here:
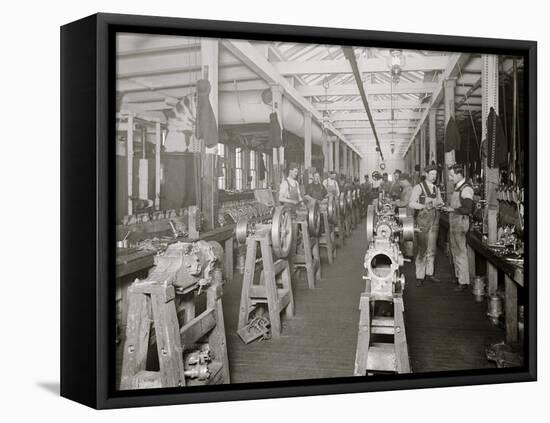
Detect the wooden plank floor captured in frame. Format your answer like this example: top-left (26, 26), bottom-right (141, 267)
top-left (222, 219), bottom-right (504, 383)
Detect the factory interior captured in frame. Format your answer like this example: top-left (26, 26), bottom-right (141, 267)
top-left (115, 34), bottom-right (525, 389)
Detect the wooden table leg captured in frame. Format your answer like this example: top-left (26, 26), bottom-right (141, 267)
top-left (487, 261), bottom-right (498, 296)
top-left (505, 274), bottom-right (518, 344)
top-left (467, 245), bottom-right (476, 282)
top-left (224, 237), bottom-right (234, 283)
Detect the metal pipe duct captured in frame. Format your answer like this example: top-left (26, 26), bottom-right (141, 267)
top-left (218, 90), bottom-right (324, 145)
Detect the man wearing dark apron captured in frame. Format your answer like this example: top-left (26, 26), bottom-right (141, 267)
top-left (305, 171), bottom-right (328, 202)
top-left (442, 164), bottom-right (475, 292)
top-left (409, 164), bottom-right (444, 287)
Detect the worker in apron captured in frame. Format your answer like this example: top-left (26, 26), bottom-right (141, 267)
top-left (323, 171), bottom-right (340, 197)
top-left (409, 164), bottom-right (444, 287)
top-left (392, 173), bottom-right (414, 257)
top-left (279, 164), bottom-right (305, 265)
top-left (442, 164), bottom-right (475, 292)
top-left (278, 164), bottom-right (304, 209)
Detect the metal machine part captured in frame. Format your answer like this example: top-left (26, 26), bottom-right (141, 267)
top-left (235, 206), bottom-right (294, 259)
top-left (339, 192), bottom-right (347, 216)
top-left (320, 194), bottom-right (337, 225)
top-left (355, 197), bottom-right (414, 375)
top-left (365, 201), bottom-right (415, 246)
top-left (147, 240), bottom-right (224, 290)
top-left (271, 206), bottom-right (294, 257)
top-left (297, 198), bottom-right (320, 236)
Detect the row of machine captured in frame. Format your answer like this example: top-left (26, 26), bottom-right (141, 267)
top-left (117, 187), bottom-right (414, 389)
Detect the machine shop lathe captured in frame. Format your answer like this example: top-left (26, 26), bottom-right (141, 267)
top-left (120, 240), bottom-right (229, 389)
top-left (354, 198), bottom-right (415, 375)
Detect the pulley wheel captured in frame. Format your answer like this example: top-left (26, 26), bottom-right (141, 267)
top-left (339, 193), bottom-right (347, 216)
top-left (271, 206), bottom-right (293, 258)
top-left (235, 218), bottom-right (250, 244)
top-left (401, 217), bottom-right (415, 242)
top-left (366, 205), bottom-right (376, 245)
top-left (346, 191), bottom-right (353, 210)
top-left (307, 199), bottom-right (321, 236)
top-left (327, 194), bottom-right (336, 224)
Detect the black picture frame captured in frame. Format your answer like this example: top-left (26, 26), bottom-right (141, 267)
top-left (60, 12), bottom-right (537, 409)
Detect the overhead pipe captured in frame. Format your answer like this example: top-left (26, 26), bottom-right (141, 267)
top-left (218, 90), bottom-right (325, 145)
top-left (342, 47), bottom-right (384, 161)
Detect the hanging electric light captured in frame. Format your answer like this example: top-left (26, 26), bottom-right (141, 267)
top-left (388, 49), bottom-right (405, 84)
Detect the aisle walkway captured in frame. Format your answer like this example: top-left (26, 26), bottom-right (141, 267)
top-left (222, 220), bottom-right (504, 383)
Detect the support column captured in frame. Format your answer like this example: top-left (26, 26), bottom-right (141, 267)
top-left (420, 122), bottom-right (427, 169)
top-left (415, 135), bottom-right (420, 168)
top-left (343, 143), bottom-right (348, 177)
top-left (328, 136), bottom-right (334, 171)
top-left (271, 85), bottom-right (284, 188)
top-left (335, 138), bottom-right (340, 175)
top-left (429, 108), bottom-right (437, 165)
top-left (482, 54), bottom-right (499, 295)
top-left (322, 132), bottom-right (329, 175)
top-left (127, 114), bottom-right (134, 216)
top-left (154, 122), bottom-right (161, 210)
top-left (304, 111), bottom-right (312, 183)
top-left (444, 78), bottom-right (456, 196)
top-left (201, 39), bottom-right (220, 231)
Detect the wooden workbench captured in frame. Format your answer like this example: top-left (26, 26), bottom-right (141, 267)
top-left (439, 214), bottom-right (524, 344)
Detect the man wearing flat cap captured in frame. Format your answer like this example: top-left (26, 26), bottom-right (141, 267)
top-left (409, 164), bottom-right (444, 287)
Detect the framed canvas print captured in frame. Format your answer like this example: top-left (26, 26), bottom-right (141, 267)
top-left (60, 13), bottom-right (537, 409)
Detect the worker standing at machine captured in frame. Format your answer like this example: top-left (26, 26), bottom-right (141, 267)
top-left (409, 164), bottom-right (444, 287)
top-left (279, 164), bottom-right (304, 209)
top-left (393, 173), bottom-right (413, 213)
top-left (305, 171), bottom-right (328, 201)
top-left (381, 172), bottom-right (392, 197)
top-left (390, 169), bottom-right (403, 200)
top-left (371, 171), bottom-right (382, 199)
top-left (323, 170), bottom-right (340, 197)
top-left (442, 164), bottom-right (475, 292)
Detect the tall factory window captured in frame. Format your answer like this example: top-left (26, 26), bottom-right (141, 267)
top-left (249, 150), bottom-right (257, 189)
top-left (218, 143), bottom-right (226, 190)
top-left (235, 147), bottom-right (243, 191)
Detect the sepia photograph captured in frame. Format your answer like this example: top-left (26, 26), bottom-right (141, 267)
top-left (113, 32), bottom-right (528, 390)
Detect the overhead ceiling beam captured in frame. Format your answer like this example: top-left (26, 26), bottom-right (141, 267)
top-left (331, 111), bottom-right (422, 121)
top-left (222, 39), bottom-right (363, 157)
top-left (272, 56), bottom-right (450, 75)
top-left (298, 81), bottom-right (438, 97)
top-left (314, 100), bottom-right (425, 111)
top-left (334, 121), bottom-right (418, 129)
top-left (402, 53), bottom-right (471, 157)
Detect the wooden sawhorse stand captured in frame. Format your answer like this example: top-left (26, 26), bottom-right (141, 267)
top-left (120, 278), bottom-right (229, 389)
top-left (354, 280), bottom-right (411, 375)
top-left (291, 220), bottom-right (321, 289)
top-left (238, 232), bottom-right (294, 338)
